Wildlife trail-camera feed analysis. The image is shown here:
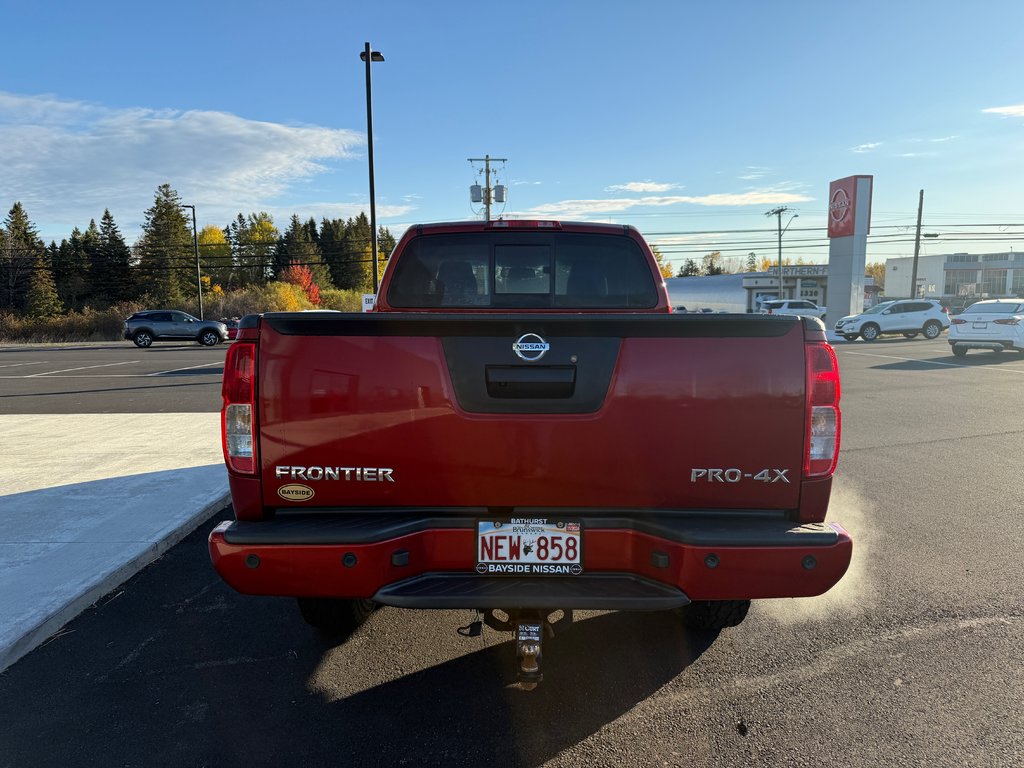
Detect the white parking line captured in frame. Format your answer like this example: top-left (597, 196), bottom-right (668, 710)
top-left (25, 361), bottom-right (139, 377)
top-left (0, 361), bottom-right (47, 369)
top-left (840, 350), bottom-right (1024, 374)
top-left (0, 374), bottom-right (219, 379)
top-left (146, 362), bottom-right (220, 376)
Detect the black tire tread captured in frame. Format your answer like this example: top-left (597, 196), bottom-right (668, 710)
top-left (297, 597), bottom-right (377, 636)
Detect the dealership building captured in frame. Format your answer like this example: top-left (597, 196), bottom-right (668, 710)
top-left (884, 252), bottom-right (1024, 299)
top-left (665, 265), bottom-right (877, 314)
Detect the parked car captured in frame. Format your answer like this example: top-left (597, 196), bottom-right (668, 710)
top-left (948, 299), bottom-right (1024, 357)
top-left (759, 299), bottom-right (827, 322)
top-left (834, 299), bottom-right (949, 341)
top-left (123, 311), bottom-right (228, 348)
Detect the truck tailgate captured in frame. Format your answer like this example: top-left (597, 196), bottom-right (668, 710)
top-left (255, 313), bottom-right (806, 512)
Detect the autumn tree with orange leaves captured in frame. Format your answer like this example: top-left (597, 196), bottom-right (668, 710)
top-left (280, 261), bottom-right (321, 306)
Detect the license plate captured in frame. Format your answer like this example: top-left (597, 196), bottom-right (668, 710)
top-left (475, 519), bottom-right (583, 576)
top-left (973, 322), bottom-right (988, 329)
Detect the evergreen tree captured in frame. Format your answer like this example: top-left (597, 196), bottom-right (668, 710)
top-left (333, 213), bottom-right (374, 290)
top-left (376, 225), bottom-right (397, 280)
top-left (378, 226), bottom-right (397, 259)
top-left (677, 259), bottom-right (700, 277)
top-left (226, 212), bottom-right (278, 286)
top-left (1, 203), bottom-right (46, 312)
top-left (319, 217), bottom-right (348, 288)
top-left (304, 216), bottom-right (320, 248)
top-left (92, 209), bottom-right (135, 305)
top-left (746, 252), bottom-right (758, 272)
top-left (24, 251), bottom-right (64, 318)
top-left (138, 184), bottom-right (192, 306)
top-left (275, 215), bottom-right (333, 287)
top-left (79, 219), bottom-right (102, 307)
top-left (60, 227), bottom-right (94, 310)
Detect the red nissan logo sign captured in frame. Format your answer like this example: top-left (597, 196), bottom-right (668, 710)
top-left (829, 187), bottom-right (851, 224)
top-left (827, 176), bottom-right (867, 238)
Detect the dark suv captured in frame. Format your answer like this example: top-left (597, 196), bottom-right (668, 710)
top-left (123, 311), bottom-right (228, 348)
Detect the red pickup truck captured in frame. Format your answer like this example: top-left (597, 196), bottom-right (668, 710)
top-left (209, 220), bottom-right (851, 688)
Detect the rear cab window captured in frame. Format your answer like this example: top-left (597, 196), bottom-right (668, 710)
top-left (386, 231), bottom-right (659, 309)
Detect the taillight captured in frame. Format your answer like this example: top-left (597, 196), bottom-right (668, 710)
top-left (951, 318), bottom-right (967, 325)
top-left (994, 318), bottom-right (1020, 325)
top-left (805, 342), bottom-right (841, 478)
top-left (222, 342), bottom-right (256, 474)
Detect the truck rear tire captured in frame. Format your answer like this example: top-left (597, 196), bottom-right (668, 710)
top-left (297, 597), bottom-right (377, 635)
top-left (678, 599), bottom-right (750, 630)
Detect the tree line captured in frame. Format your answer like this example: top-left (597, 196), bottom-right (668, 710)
top-left (0, 184), bottom-right (396, 318)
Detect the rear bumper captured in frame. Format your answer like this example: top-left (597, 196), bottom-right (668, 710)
top-left (208, 512), bottom-right (853, 610)
top-left (949, 338), bottom-right (1019, 351)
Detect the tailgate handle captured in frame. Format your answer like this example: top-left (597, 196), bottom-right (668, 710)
top-left (485, 365), bottom-right (576, 398)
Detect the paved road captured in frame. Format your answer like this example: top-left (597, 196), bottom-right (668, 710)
top-left (0, 337), bottom-right (1022, 767)
top-left (0, 342), bottom-right (226, 414)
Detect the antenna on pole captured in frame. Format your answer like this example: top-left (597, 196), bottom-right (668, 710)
top-left (468, 155), bottom-right (508, 221)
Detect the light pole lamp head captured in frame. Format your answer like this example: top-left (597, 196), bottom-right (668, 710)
top-left (360, 51), bottom-right (385, 62)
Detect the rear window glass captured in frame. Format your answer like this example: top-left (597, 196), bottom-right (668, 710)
top-left (963, 302), bottom-right (1023, 314)
top-left (386, 232), bottom-right (658, 309)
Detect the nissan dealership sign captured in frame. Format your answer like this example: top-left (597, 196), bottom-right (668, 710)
top-left (827, 175), bottom-right (872, 238)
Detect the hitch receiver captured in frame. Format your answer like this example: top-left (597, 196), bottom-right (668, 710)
top-left (516, 621), bottom-right (544, 690)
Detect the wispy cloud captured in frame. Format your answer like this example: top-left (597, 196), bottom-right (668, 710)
top-left (511, 180), bottom-right (543, 186)
top-left (930, 135), bottom-right (958, 142)
top-left (0, 91), bottom-right (411, 239)
top-left (850, 142), bottom-right (882, 153)
top-left (898, 152), bottom-right (937, 158)
top-left (738, 166), bottom-right (770, 181)
top-left (513, 189), bottom-right (813, 220)
top-left (983, 105), bottom-right (1024, 118)
top-left (604, 181), bottom-right (680, 193)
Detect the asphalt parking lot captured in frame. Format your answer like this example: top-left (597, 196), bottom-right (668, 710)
top-left (0, 336), bottom-right (1021, 767)
top-left (0, 342), bottom-right (225, 414)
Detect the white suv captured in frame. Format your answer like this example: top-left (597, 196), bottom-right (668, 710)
top-left (759, 299), bottom-right (827, 322)
top-left (834, 300), bottom-right (949, 341)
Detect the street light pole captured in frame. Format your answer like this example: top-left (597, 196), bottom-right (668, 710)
top-left (181, 204), bottom-right (203, 319)
top-left (360, 42), bottom-right (385, 293)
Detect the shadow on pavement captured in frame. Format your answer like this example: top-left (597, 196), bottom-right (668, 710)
top-left (0, 514), bottom-right (718, 768)
top-left (868, 351), bottom-right (1024, 371)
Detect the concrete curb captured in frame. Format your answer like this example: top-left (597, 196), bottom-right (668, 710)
top-left (0, 492), bottom-right (231, 674)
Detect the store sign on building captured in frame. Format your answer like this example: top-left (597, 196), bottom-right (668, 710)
top-left (767, 265), bottom-right (830, 277)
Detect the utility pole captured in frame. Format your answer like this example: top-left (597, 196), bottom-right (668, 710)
top-left (910, 189), bottom-right (924, 298)
top-left (765, 206), bottom-right (796, 301)
top-left (468, 155), bottom-right (508, 221)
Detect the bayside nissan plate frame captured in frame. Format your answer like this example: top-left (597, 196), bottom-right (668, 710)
top-left (475, 518), bottom-right (583, 575)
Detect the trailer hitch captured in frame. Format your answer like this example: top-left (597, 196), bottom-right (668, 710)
top-left (516, 617), bottom-right (544, 690)
top-left (466, 608), bottom-right (573, 689)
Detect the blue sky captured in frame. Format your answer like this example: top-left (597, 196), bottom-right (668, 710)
top-left (2, 0), bottom-right (1022, 271)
